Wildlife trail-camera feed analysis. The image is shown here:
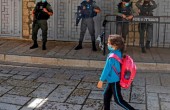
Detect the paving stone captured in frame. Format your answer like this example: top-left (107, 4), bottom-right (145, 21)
top-left (47, 85), bottom-right (75, 102)
top-left (82, 75), bottom-right (99, 83)
top-left (0, 85), bottom-right (13, 96)
top-left (64, 69), bottom-right (83, 74)
top-left (41, 72), bottom-right (56, 78)
top-left (110, 101), bottom-right (125, 110)
top-left (131, 86), bottom-right (145, 103)
top-left (0, 73), bottom-right (13, 77)
top-left (132, 74), bottom-right (145, 87)
top-left (24, 72), bottom-right (42, 81)
top-left (161, 74), bottom-right (170, 86)
top-left (21, 98), bottom-right (45, 110)
top-left (0, 77), bottom-right (8, 84)
top-left (35, 101), bottom-right (82, 110)
top-left (3, 79), bottom-right (41, 88)
top-left (29, 83), bottom-right (58, 98)
top-left (53, 73), bottom-right (72, 80)
top-left (88, 90), bottom-right (103, 100)
top-left (121, 88), bottom-right (131, 102)
top-left (70, 74), bottom-right (85, 80)
top-left (36, 77), bottom-right (80, 86)
top-left (8, 70), bottom-right (19, 75)
top-left (17, 71), bottom-right (32, 76)
top-left (0, 94), bottom-right (31, 105)
top-left (147, 92), bottom-right (160, 110)
top-left (82, 99), bottom-right (103, 110)
top-left (146, 85), bottom-right (170, 93)
top-left (159, 93), bottom-right (170, 102)
top-left (129, 103), bottom-right (146, 110)
top-left (12, 75), bottom-right (27, 80)
top-left (8, 87), bottom-right (34, 96)
top-left (0, 70), bottom-right (11, 74)
top-left (146, 74), bottom-right (161, 86)
top-left (66, 89), bottom-right (90, 104)
top-left (0, 102), bottom-right (21, 110)
top-left (12, 67), bottom-right (40, 73)
top-left (77, 82), bottom-right (98, 90)
top-left (111, 101), bottom-right (144, 110)
top-left (160, 101), bottom-right (170, 110)
top-left (20, 107), bottom-right (34, 110)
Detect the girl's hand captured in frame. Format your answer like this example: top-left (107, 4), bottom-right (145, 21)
top-left (97, 81), bottom-right (103, 89)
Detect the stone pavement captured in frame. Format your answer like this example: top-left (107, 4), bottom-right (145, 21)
top-left (0, 62), bottom-right (170, 110)
top-left (0, 39), bottom-right (169, 70)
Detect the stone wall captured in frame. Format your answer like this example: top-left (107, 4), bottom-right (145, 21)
top-left (22, 0), bottom-right (35, 39)
top-left (21, 0), bottom-right (170, 46)
top-left (20, 0), bottom-right (147, 40)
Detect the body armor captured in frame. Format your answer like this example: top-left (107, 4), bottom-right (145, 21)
top-left (34, 2), bottom-right (50, 20)
top-left (139, 4), bottom-right (153, 16)
top-left (116, 2), bottom-right (132, 21)
top-left (81, 1), bottom-right (97, 18)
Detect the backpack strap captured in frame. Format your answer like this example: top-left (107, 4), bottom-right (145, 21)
top-left (108, 53), bottom-right (122, 77)
top-left (108, 53), bottom-right (122, 64)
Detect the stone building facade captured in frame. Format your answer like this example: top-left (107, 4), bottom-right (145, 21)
top-left (23, 0), bottom-right (35, 39)
top-left (0, 0), bottom-right (170, 47)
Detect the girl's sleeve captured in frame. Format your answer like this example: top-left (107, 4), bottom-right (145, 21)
top-left (100, 59), bottom-right (112, 82)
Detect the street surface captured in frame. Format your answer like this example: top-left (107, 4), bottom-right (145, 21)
top-left (0, 62), bottom-right (170, 110)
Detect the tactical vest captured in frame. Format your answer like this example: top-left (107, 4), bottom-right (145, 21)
top-left (81, 1), bottom-right (97, 18)
top-left (116, 2), bottom-right (132, 21)
top-left (35, 2), bottom-right (50, 20)
top-left (139, 4), bottom-right (153, 16)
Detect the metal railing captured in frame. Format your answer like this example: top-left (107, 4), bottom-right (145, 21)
top-left (101, 15), bottom-right (170, 55)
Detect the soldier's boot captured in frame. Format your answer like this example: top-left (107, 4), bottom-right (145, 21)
top-left (146, 41), bottom-right (150, 49)
top-left (42, 42), bottom-right (46, 50)
top-left (75, 41), bottom-right (82, 50)
top-left (30, 41), bottom-right (38, 49)
top-left (141, 47), bottom-right (146, 53)
top-left (92, 41), bottom-right (97, 51)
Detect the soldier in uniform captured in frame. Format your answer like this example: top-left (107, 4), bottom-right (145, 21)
top-left (136, 0), bottom-right (157, 53)
top-left (30, 0), bottom-right (53, 50)
top-left (115, 0), bottom-right (135, 51)
top-left (75, 0), bottom-right (101, 51)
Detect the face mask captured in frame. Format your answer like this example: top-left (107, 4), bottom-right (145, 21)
top-left (108, 45), bottom-right (114, 51)
top-left (42, 0), bottom-right (46, 3)
top-left (125, 3), bottom-right (130, 7)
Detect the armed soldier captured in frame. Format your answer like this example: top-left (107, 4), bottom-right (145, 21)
top-left (30, 0), bottom-right (53, 50)
top-left (75, 0), bottom-right (101, 51)
top-left (136, 0), bottom-right (157, 53)
top-left (115, 0), bottom-right (135, 51)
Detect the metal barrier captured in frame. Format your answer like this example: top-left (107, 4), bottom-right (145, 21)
top-left (101, 15), bottom-right (170, 55)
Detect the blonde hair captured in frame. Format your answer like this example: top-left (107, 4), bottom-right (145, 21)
top-left (108, 34), bottom-right (125, 52)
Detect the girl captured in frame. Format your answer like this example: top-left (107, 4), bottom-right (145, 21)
top-left (97, 34), bottom-right (135, 110)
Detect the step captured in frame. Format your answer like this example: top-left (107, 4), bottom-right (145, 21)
top-left (0, 53), bottom-right (169, 71)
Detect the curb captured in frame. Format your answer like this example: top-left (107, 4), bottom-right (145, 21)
top-left (0, 54), bottom-right (170, 71)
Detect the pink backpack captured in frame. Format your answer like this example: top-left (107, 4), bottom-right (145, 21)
top-left (109, 54), bottom-right (137, 89)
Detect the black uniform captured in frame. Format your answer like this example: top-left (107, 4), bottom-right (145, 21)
top-left (75, 0), bottom-right (100, 51)
top-left (115, 1), bottom-right (133, 42)
top-left (30, 1), bottom-right (53, 50)
top-left (136, 0), bottom-right (157, 52)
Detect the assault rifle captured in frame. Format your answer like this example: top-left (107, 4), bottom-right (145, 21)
top-left (75, 6), bottom-right (82, 26)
